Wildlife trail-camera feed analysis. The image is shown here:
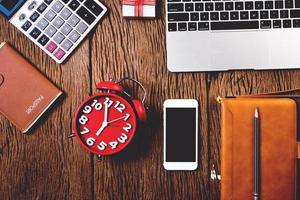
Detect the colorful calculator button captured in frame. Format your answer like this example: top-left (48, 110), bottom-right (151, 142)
top-left (54, 48), bottom-right (66, 60)
top-left (46, 41), bottom-right (57, 52)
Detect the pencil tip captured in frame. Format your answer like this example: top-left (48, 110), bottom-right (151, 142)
top-left (255, 108), bottom-right (259, 118)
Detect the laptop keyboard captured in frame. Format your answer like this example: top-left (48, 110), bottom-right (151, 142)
top-left (167, 0), bottom-right (300, 31)
top-left (16, 0), bottom-right (106, 63)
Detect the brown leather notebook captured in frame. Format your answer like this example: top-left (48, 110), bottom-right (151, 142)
top-left (221, 97), bottom-right (298, 200)
top-left (0, 42), bottom-right (62, 133)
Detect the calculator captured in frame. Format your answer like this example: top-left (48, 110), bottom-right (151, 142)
top-left (0, 0), bottom-right (107, 63)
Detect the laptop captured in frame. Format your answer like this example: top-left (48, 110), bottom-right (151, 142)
top-left (0, 0), bottom-right (107, 63)
top-left (166, 0), bottom-right (300, 72)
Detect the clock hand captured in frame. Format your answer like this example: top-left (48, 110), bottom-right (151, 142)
top-left (96, 103), bottom-right (110, 136)
top-left (95, 123), bottom-right (106, 136)
top-left (107, 115), bottom-right (127, 124)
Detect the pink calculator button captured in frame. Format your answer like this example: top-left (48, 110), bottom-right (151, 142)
top-left (46, 41), bottom-right (57, 53)
top-left (54, 48), bottom-right (65, 60)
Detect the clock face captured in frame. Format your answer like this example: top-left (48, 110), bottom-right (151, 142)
top-left (74, 93), bottom-right (137, 155)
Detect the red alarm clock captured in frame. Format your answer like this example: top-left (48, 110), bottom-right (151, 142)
top-left (73, 78), bottom-right (147, 156)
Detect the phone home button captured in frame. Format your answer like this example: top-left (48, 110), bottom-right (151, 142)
top-left (0, 74), bottom-right (4, 87)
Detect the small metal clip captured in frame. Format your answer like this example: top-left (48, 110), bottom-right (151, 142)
top-left (210, 164), bottom-right (221, 180)
top-left (67, 133), bottom-right (75, 140)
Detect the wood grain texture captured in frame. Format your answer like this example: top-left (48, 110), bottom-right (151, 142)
top-left (1, 0), bottom-right (300, 199)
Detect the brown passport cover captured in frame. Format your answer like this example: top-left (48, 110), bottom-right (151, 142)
top-left (221, 98), bottom-right (297, 200)
top-left (0, 42), bottom-right (62, 133)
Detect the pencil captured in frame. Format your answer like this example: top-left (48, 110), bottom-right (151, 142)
top-left (254, 108), bottom-right (260, 200)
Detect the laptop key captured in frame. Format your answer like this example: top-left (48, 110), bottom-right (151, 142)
top-left (205, 3), bottom-right (214, 11)
top-left (283, 19), bottom-right (292, 28)
top-left (245, 2), bottom-right (253, 10)
top-left (168, 23), bottom-right (177, 31)
top-left (220, 12), bottom-right (229, 20)
top-left (211, 21), bottom-right (259, 30)
top-left (230, 12), bottom-right (239, 20)
top-left (275, 1), bottom-right (283, 9)
top-left (250, 11), bottom-right (259, 19)
top-left (293, 19), bottom-right (300, 27)
top-left (255, 1), bottom-right (263, 9)
top-left (191, 13), bottom-right (199, 21)
top-left (296, 0), bottom-right (300, 8)
top-left (178, 23), bottom-right (187, 31)
top-left (285, 0), bottom-right (293, 8)
top-left (195, 3), bottom-right (204, 11)
top-left (84, 0), bottom-right (104, 16)
top-left (260, 20), bottom-right (271, 29)
top-left (290, 10), bottom-right (300, 18)
top-left (280, 10), bottom-right (289, 18)
top-left (265, 1), bottom-right (273, 9)
top-left (168, 3), bottom-right (184, 12)
top-left (260, 11), bottom-right (269, 19)
top-left (185, 3), bottom-right (194, 11)
top-left (270, 10), bottom-right (279, 18)
top-left (210, 12), bottom-right (219, 20)
top-left (168, 13), bottom-right (189, 21)
top-left (188, 22), bottom-right (197, 31)
top-left (235, 2), bottom-right (244, 10)
top-left (273, 20), bottom-right (281, 28)
top-left (200, 12), bottom-right (209, 21)
top-left (215, 2), bottom-right (224, 11)
top-left (240, 11), bottom-right (249, 19)
top-left (225, 2), bottom-right (233, 10)
top-left (198, 22), bottom-right (209, 30)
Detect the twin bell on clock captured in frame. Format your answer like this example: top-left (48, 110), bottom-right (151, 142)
top-left (72, 78), bottom-right (147, 156)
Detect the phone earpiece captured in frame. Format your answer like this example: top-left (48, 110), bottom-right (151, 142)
top-left (96, 81), bottom-right (124, 92)
top-left (132, 99), bottom-right (147, 121)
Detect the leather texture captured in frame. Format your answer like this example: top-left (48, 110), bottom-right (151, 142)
top-left (221, 98), bottom-right (297, 200)
top-left (0, 42), bottom-right (62, 133)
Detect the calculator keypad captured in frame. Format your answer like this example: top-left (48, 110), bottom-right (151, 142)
top-left (18, 0), bottom-right (106, 62)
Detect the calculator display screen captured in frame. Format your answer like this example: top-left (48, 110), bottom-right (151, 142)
top-left (0, 0), bottom-right (26, 19)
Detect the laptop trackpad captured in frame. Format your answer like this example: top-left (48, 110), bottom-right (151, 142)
top-left (210, 31), bottom-right (269, 69)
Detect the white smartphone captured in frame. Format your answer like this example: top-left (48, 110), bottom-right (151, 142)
top-left (163, 99), bottom-right (198, 171)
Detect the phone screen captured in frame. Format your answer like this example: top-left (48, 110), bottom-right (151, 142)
top-left (0, 0), bottom-right (26, 19)
top-left (166, 108), bottom-right (196, 162)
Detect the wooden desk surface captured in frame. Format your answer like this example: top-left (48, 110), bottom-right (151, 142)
top-left (1, 1), bottom-right (300, 200)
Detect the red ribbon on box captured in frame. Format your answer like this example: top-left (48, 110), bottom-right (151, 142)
top-left (121, 0), bottom-right (156, 17)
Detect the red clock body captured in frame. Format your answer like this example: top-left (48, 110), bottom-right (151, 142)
top-left (73, 93), bottom-right (137, 155)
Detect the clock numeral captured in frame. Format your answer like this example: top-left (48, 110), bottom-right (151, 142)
top-left (83, 105), bottom-right (92, 114)
top-left (79, 115), bottom-right (89, 125)
top-left (80, 127), bottom-right (90, 135)
top-left (109, 141), bottom-right (118, 149)
top-left (118, 133), bottom-right (128, 143)
top-left (91, 99), bottom-right (102, 110)
top-left (104, 97), bottom-right (113, 108)
top-left (97, 141), bottom-right (107, 150)
top-left (124, 113), bottom-right (130, 121)
top-left (114, 101), bottom-right (126, 113)
top-left (123, 123), bottom-right (132, 133)
top-left (86, 137), bottom-right (95, 146)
